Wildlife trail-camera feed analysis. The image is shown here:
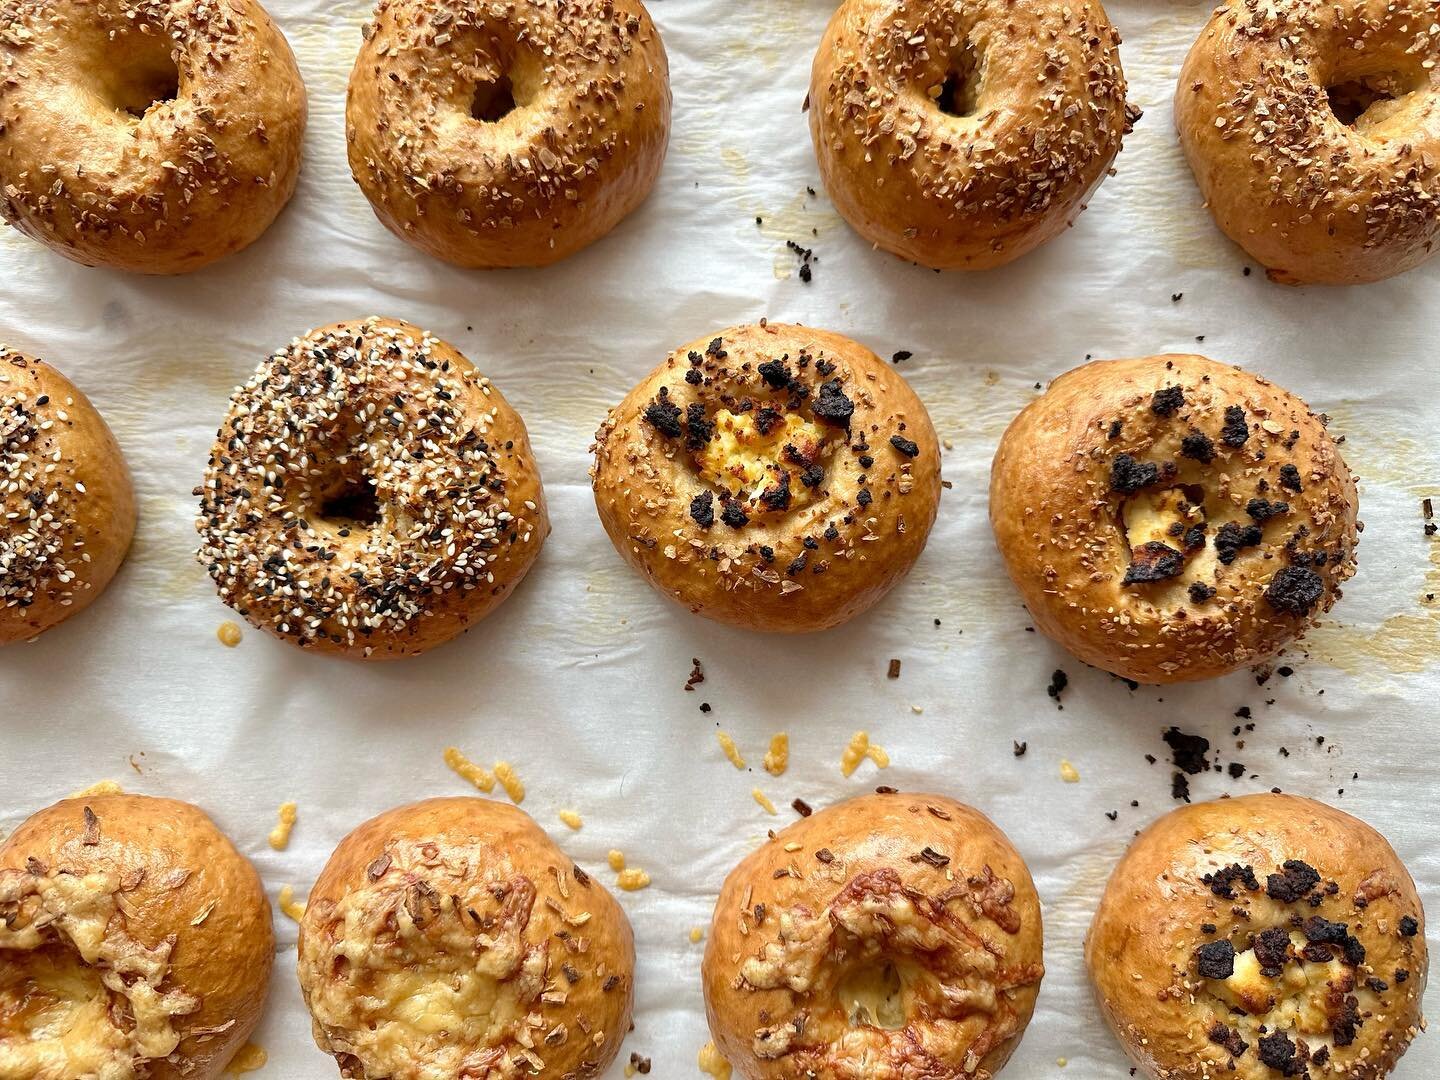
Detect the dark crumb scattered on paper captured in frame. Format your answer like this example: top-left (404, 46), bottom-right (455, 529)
top-left (684, 657), bottom-right (704, 691)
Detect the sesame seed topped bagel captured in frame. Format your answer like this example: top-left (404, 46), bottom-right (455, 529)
top-left (1176, 0), bottom-right (1440, 285)
top-left (989, 354), bottom-right (1358, 684)
top-left (195, 317), bottom-right (548, 660)
top-left (346, 0), bottom-right (671, 268)
top-left (0, 0), bottom-right (307, 275)
top-left (591, 323), bottom-right (941, 633)
top-left (702, 791), bottom-right (1045, 1080)
top-left (808, 0), bottom-right (1133, 271)
top-left (2, 348), bottom-right (135, 646)
top-left (1087, 794), bottom-right (1428, 1080)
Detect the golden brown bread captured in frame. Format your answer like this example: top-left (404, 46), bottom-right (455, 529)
top-left (1, 348), bottom-right (135, 645)
top-left (702, 792), bottom-right (1044, 1079)
top-left (989, 354), bottom-right (1358, 683)
top-left (195, 316), bottom-right (549, 660)
top-left (591, 322), bottom-right (941, 632)
top-left (346, 0), bottom-right (670, 268)
top-left (809, 0), bottom-right (1131, 270)
top-left (0, 0), bottom-right (307, 274)
top-left (0, 793), bottom-right (274, 1079)
top-left (1087, 794), bottom-right (1428, 1079)
top-left (1175, 0), bottom-right (1440, 285)
top-left (297, 797), bottom-right (635, 1079)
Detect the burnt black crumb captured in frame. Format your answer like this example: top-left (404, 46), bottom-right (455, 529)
top-left (1183, 524), bottom-right (1208, 552)
top-left (758, 545), bottom-right (774, 563)
top-left (721, 501), bottom-right (749, 528)
top-left (1196, 939), bottom-right (1236, 979)
top-left (1124, 541), bottom-right (1185, 584)
top-left (1228, 762), bottom-right (1245, 779)
top-left (857, 489), bottom-right (873, 507)
top-left (889, 434), bottom-right (920, 458)
top-left (1171, 772), bottom-right (1191, 802)
top-left (786, 240), bottom-right (815, 282)
top-left (1257, 1031), bottom-right (1300, 1074)
top-left (757, 359), bottom-right (791, 389)
top-left (1333, 994), bottom-right (1363, 1047)
top-left (812, 379), bottom-right (854, 428)
top-left (1165, 727), bottom-right (1211, 775)
top-left (1266, 565), bottom-right (1324, 616)
top-left (1188, 581), bottom-right (1217, 603)
top-left (1266, 859), bottom-right (1321, 903)
top-left (891, 350), bottom-right (912, 363)
top-left (1214, 521), bottom-right (1263, 565)
top-left (799, 463), bottom-right (824, 488)
top-left (685, 368), bottom-right (703, 385)
top-left (706, 337), bottom-right (726, 359)
top-left (1399, 915), bottom-right (1419, 937)
top-left (1151, 385), bottom-right (1185, 417)
top-left (1105, 810), bottom-right (1118, 821)
top-left (1253, 925), bottom-right (1292, 975)
top-left (642, 387), bottom-right (682, 437)
top-left (823, 524), bottom-right (839, 541)
top-left (1208, 1022), bottom-right (1248, 1058)
top-left (1246, 497), bottom-right (1290, 523)
top-left (1221, 405), bottom-right (1250, 448)
top-left (792, 798), bottom-right (812, 817)
top-left (689, 491), bottom-right (715, 528)
top-left (1181, 431), bottom-right (1216, 463)
top-left (1107, 418), bottom-right (1122, 440)
top-left (754, 406), bottom-right (783, 436)
top-left (1204, 863), bottom-right (1260, 899)
top-left (1047, 669), bottom-right (1068, 704)
top-left (760, 475), bottom-right (791, 512)
top-left (685, 403), bottom-right (715, 449)
top-left (1110, 453), bottom-right (1161, 494)
top-left (1279, 463), bottom-right (1303, 493)
top-left (1013, 740), bottom-right (1027, 757)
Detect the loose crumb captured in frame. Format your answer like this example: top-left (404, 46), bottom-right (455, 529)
top-left (558, 809), bottom-right (583, 831)
top-left (1060, 760), bottom-right (1081, 783)
top-left (224, 1044), bottom-right (267, 1074)
top-left (752, 788), bottom-right (777, 815)
top-left (716, 731), bottom-right (746, 769)
top-left (267, 802), bottom-right (297, 850)
top-left (277, 885), bottom-right (306, 922)
top-left (493, 761), bottom-right (525, 804)
top-left (443, 747), bottom-right (495, 792)
top-left (616, 867), bottom-right (651, 891)
top-left (699, 1041), bottom-right (733, 1079)
top-left (608, 849), bottom-right (626, 872)
top-left (841, 731), bottom-right (889, 777)
top-left (689, 926), bottom-right (705, 944)
top-left (762, 733), bottom-right (789, 776)
top-left (217, 620), bottom-right (243, 648)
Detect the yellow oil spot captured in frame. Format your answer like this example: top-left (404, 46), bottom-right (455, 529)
top-left (699, 1041), bottom-right (733, 1079)
top-left (558, 809), bottom-right (583, 831)
top-left (716, 731), bottom-right (746, 770)
top-left (752, 788), bottom-right (777, 815)
top-left (217, 620), bottom-right (243, 647)
top-left (762, 733), bottom-right (789, 777)
top-left (277, 885), bottom-right (306, 922)
top-left (494, 761), bottom-right (525, 804)
top-left (690, 926), bottom-right (705, 944)
top-left (1060, 760), bottom-right (1081, 783)
top-left (225, 1044), bottom-right (267, 1073)
top-left (608, 849), bottom-right (626, 872)
top-left (267, 802), bottom-right (297, 850)
top-left (616, 867), bottom-right (651, 892)
top-left (443, 747), bottom-right (495, 792)
top-left (68, 780), bottom-right (122, 798)
top-left (841, 731), bottom-right (888, 777)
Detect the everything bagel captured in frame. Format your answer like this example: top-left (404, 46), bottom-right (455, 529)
top-left (0, 0), bottom-right (307, 274)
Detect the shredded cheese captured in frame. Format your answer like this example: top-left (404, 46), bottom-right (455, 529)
top-left (689, 926), bottom-right (705, 944)
top-left (493, 761), bottom-right (525, 804)
top-left (698, 1041), bottom-right (733, 1079)
top-left (558, 809), bottom-right (583, 831)
top-left (616, 867), bottom-right (651, 892)
top-left (267, 802), bottom-right (297, 850)
top-left (762, 733), bottom-right (789, 776)
top-left (217, 621), bottom-right (243, 648)
top-left (224, 1044), bottom-right (268, 1074)
top-left (716, 731), bottom-right (746, 769)
top-left (608, 849), bottom-right (626, 872)
top-left (68, 779), bottom-right (123, 798)
top-left (443, 747), bottom-right (495, 792)
top-left (277, 885), bottom-right (306, 922)
top-left (840, 731), bottom-right (889, 777)
top-left (751, 788), bottom-right (777, 815)
top-left (1060, 760), bottom-right (1081, 783)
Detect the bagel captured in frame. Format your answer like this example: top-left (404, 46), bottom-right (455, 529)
top-left (0, 793), bottom-right (274, 1079)
top-left (1176, 0), bottom-right (1440, 285)
top-left (346, 0), bottom-right (670, 268)
top-left (1087, 793), bottom-right (1428, 1079)
top-left (194, 316), bottom-right (548, 660)
top-left (2, 348), bottom-right (135, 645)
top-left (591, 322), bottom-right (941, 632)
top-left (808, 0), bottom-right (1132, 270)
top-left (297, 797), bottom-right (635, 1080)
top-left (989, 354), bottom-right (1358, 683)
top-left (702, 791), bottom-right (1044, 1079)
top-left (0, 0), bottom-right (307, 275)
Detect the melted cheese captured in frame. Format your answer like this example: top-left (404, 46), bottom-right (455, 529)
top-left (1122, 486), bottom-right (1200, 550)
top-left (695, 410), bottom-right (829, 512)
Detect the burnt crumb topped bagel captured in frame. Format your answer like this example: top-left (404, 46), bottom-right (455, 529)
top-left (702, 792), bottom-right (1044, 1079)
top-left (989, 354), bottom-right (1358, 684)
top-left (195, 317), bottom-right (548, 660)
top-left (1176, 0), bottom-right (1440, 285)
top-left (346, 0), bottom-right (670, 268)
top-left (0, 0), bottom-right (307, 275)
top-left (809, 0), bottom-right (1133, 270)
top-left (2, 348), bottom-right (135, 645)
top-left (1087, 794), bottom-right (1428, 1079)
top-left (591, 323), bottom-right (941, 633)
top-left (0, 793), bottom-right (274, 1079)
top-left (297, 797), bottom-right (635, 1080)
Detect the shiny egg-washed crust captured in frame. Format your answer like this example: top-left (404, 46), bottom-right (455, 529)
top-left (0, 0), bottom-right (307, 275)
top-left (0, 794), bottom-right (274, 1080)
top-left (591, 323), bottom-right (941, 633)
top-left (195, 317), bottom-right (549, 660)
top-left (297, 797), bottom-right (635, 1080)
top-left (1175, 0), bottom-right (1440, 285)
top-left (347, 0), bottom-right (670, 268)
top-left (703, 792), bottom-right (1044, 1080)
top-left (1086, 794), bottom-right (1428, 1079)
top-left (808, 0), bottom-right (1132, 270)
top-left (989, 354), bottom-right (1358, 684)
top-left (1, 350), bottom-right (135, 645)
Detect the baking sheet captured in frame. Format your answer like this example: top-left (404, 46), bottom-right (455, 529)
top-left (2, 0), bottom-right (1439, 1075)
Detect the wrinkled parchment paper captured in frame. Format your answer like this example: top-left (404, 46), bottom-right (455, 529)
top-left (3, 0), bottom-right (1438, 1075)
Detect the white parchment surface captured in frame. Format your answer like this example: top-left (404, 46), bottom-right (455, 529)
top-left (2, 0), bottom-right (1438, 1076)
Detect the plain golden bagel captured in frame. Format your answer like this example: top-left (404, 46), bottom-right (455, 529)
top-left (346, 0), bottom-right (671, 268)
top-left (195, 317), bottom-right (548, 660)
top-left (297, 797), bottom-right (635, 1080)
top-left (0, 0), bottom-right (307, 275)
top-left (702, 791), bottom-right (1044, 1079)
top-left (1176, 0), bottom-right (1440, 285)
top-left (0, 793), bottom-right (274, 1079)
top-left (989, 354), bottom-right (1358, 684)
top-left (808, 0), bottom-right (1132, 270)
top-left (1, 348), bottom-right (135, 645)
top-left (591, 323), bottom-right (941, 633)
top-left (1087, 794), bottom-right (1428, 1079)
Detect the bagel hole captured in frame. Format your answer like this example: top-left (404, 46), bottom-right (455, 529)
top-left (104, 36), bottom-right (181, 118)
top-left (319, 479), bottom-right (381, 528)
top-left (1326, 77), bottom-right (1398, 126)
top-left (836, 961), bottom-right (907, 1030)
top-left (935, 44), bottom-right (981, 118)
top-left (471, 74), bottom-right (517, 123)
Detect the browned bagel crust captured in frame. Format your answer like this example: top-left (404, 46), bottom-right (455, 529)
top-left (195, 317), bottom-right (548, 660)
top-left (702, 792), bottom-right (1044, 1080)
top-left (591, 323), bottom-right (941, 633)
top-left (808, 0), bottom-right (1132, 270)
top-left (0, 0), bottom-right (307, 275)
top-left (1, 349), bottom-right (135, 645)
top-left (346, 0), bottom-right (670, 268)
top-left (0, 793), bottom-right (274, 1080)
top-left (1176, 0), bottom-right (1440, 285)
top-left (297, 797), bottom-right (635, 1080)
top-left (1086, 794), bottom-right (1428, 1079)
top-left (989, 354), bottom-right (1358, 684)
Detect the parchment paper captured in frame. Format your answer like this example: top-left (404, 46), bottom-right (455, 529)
top-left (2, 0), bottom-right (1438, 1075)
